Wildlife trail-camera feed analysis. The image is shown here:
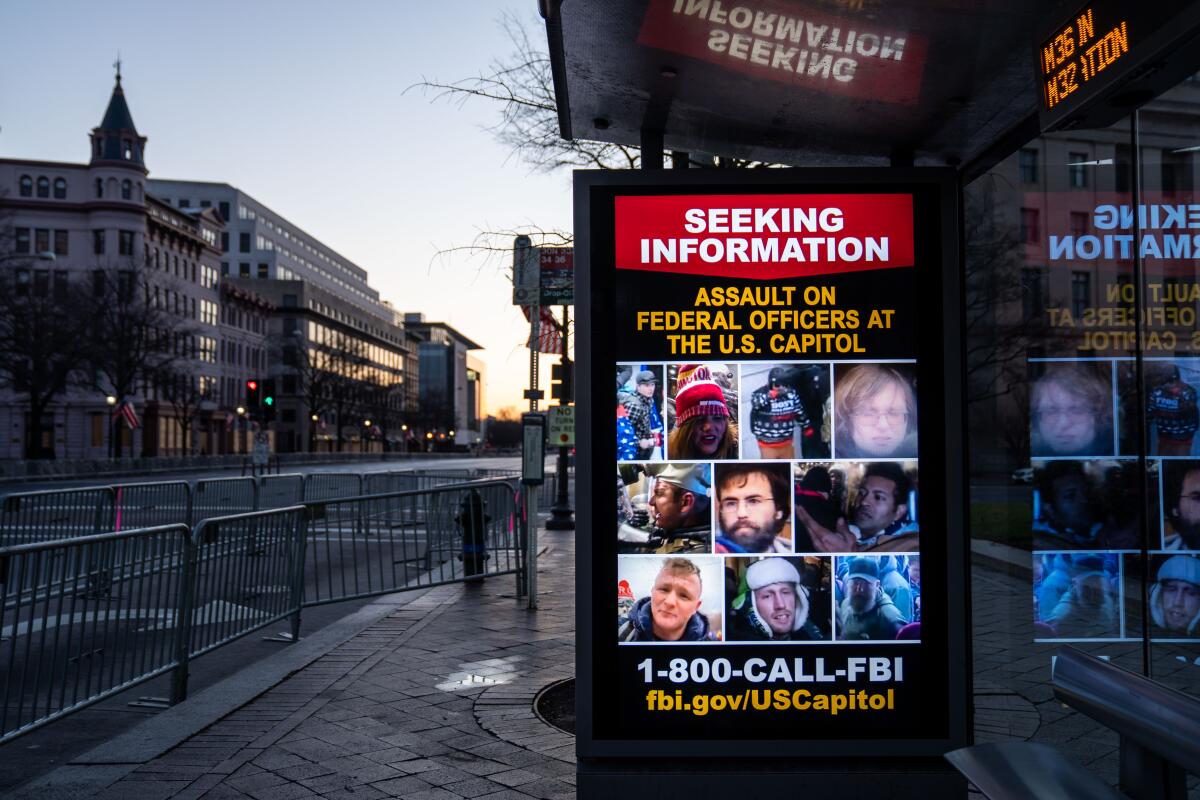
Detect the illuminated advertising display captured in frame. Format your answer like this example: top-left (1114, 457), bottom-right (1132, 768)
top-left (575, 170), bottom-right (968, 759)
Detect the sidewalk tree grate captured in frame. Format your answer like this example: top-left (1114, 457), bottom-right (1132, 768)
top-left (534, 677), bottom-right (575, 735)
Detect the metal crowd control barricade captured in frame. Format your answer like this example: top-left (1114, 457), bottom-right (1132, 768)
top-left (0, 525), bottom-right (192, 744)
top-left (257, 473), bottom-right (305, 510)
top-left (302, 473), bottom-right (363, 502)
top-left (0, 487), bottom-right (116, 548)
top-left (172, 507), bottom-right (307, 703)
top-left (111, 480), bottom-right (192, 530)
top-left (191, 477), bottom-right (257, 526)
top-left (302, 479), bottom-right (521, 606)
top-left (363, 471), bottom-right (416, 495)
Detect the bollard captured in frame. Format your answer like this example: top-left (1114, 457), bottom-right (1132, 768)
top-left (457, 489), bottom-right (491, 582)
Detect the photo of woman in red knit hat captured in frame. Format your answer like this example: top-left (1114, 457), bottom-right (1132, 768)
top-left (667, 364), bottom-right (739, 460)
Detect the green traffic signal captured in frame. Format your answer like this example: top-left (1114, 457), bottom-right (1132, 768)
top-left (264, 396), bottom-right (275, 406)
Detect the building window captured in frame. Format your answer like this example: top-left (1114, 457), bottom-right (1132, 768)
top-left (53, 230), bottom-right (68, 256)
top-left (33, 229), bottom-right (49, 254)
top-left (15, 228), bottom-right (30, 254)
top-left (218, 201), bottom-right (230, 222)
top-left (220, 231), bottom-right (229, 253)
top-left (36, 176), bottom-right (49, 198)
top-left (1019, 208), bottom-right (1039, 244)
top-left (121, 179), bottom-right (132, 200)
top-left (90, 413), bottom-right (104, 448)
top-left (1019, 149), bottom-right (1038, 183)
top-left (19, 175), bottom-right (32, 197)
top-left (94, 178), bottom-right (103, 198)
top-left (118, 230), bottom-right (135, 256)
top-left (1070, 212), bottom-right (1089, 238)
top-left (1071, 271), bottom-right (1091, 317)
top-left (178, 198), bottom-right (190, 208)
top-left (282, 294), bottom-right (297, 308)
top-left (1068, 152), bottom-right (1089, 188)
top-left (239, 262), bottom-right (250, 277)
top-left (220, 261), bottom-right (229, 276)
top-left (239, 232), bottom-right (251, 253)
top-left (52, 178), bottom-right (67, 199)
top-left (257, 263), bottom-right (269, 279)
top-left (93, 229), bottom-right (106, 256)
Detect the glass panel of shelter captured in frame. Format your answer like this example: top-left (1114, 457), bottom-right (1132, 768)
top-left (966, 112), bottom-right (1145, 777)
top-left (970, 73), bottom-right (1200, 793)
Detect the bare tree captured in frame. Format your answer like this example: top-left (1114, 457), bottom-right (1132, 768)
top-left (358, 383), bottom-right (404, 451)
top-left (277, 330), bottom-right (371, 453)
top-left (410, 12), bottom-right (639, 173)
top-left (88, 261), bottom-right (197, 457)
top-left (154, 364), bottom-right (208, 456)
top-left (0, 268), bottom-right (92, 459)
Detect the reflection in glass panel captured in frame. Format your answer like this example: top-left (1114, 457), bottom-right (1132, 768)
top-left (967, 112), bottom-right (1141, 783)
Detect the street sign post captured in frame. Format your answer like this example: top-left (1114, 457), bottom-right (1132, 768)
top-left (547, 405), bottom-right (575, 447)
top-left (539, 247), bottom-right (573, 305)
top-left (251, 432), bottom-right (270, 475)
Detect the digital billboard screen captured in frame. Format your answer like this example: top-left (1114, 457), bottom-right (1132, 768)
top-left (575, 169), bottom-right (968, 758)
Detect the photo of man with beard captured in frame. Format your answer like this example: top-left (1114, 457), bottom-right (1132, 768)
top-left (1164, 460), bottom-right (1200, 550)
top-left (713, 463), bottom-right (792, 554)
top-left (835, 556), bottom-right (909, 640)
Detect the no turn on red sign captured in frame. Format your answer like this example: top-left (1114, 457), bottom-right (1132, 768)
top-left (547, 405), bottom-right (574, 447)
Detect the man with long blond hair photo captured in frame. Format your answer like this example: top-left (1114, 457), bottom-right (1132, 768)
top-left (834, 364), bottom-right (917, 459)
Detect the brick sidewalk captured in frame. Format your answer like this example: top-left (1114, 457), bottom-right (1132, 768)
top-left (18, 526), bottom-right (1162, 799)
top-left (88, 530), bottom-right (576, 800)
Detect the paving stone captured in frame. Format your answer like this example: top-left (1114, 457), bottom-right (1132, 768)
top-left (369, 774), bottom-right (434, 796)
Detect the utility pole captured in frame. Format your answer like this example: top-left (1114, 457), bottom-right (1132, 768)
top-left (546, 303), bottom-right (574, 530)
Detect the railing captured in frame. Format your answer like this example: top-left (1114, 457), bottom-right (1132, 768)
top-left (191, 477), bottom-right (257, 526)
top-left (302, 473), bottom-right (363, 502)
top-left (0, 477), bottom-right (529, 745)
top-left (0, 466), bottom-right (573, 544)
top-left (304, 480), bottom-right (521, 606)
top-left (0, 525), bottom-right (192, 744)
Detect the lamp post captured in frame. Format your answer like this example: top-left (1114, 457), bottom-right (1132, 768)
top-left (106, 395), bottom-right (117, 459)
top-left (236, 406), bottom-right (246, 454)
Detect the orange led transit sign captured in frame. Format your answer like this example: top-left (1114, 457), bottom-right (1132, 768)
top-left (1039, 6), bottom-right (1129, 112)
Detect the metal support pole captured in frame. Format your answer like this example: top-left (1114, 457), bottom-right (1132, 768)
top-left (547, 304), bottom-right (574, 530)
top-left (527, 487), bottom-right (539, 609)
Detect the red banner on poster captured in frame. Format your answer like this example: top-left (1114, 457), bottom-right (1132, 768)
top-left (636, 0), bottom-right (927, 104)
top-left (614, 193), bottom-right (914, 279)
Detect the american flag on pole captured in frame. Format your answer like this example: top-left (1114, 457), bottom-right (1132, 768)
top-left (112, 399), bottom-right (140, 430)
top-left (521, 305), bottom-right (562, 354)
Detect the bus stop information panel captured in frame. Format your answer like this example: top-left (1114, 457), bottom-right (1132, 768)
top-left (575, 169), bottom-right (968, 759)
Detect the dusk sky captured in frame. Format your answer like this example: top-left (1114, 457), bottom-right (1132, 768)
top-left (0, 0), bottom-right (574, 415)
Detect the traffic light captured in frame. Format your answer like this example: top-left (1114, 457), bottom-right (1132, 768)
top-left (262, 380), bottom-right (276, 422)
top-left (551, 360), bottom-right (574, 401)
top-left (246, 379), bottom-right (260, 409)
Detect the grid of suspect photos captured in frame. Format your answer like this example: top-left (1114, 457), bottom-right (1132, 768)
top-left (616, 361), bottom-right (921, 645)
top-left (1031, 357), bottom-right (1200, 643)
